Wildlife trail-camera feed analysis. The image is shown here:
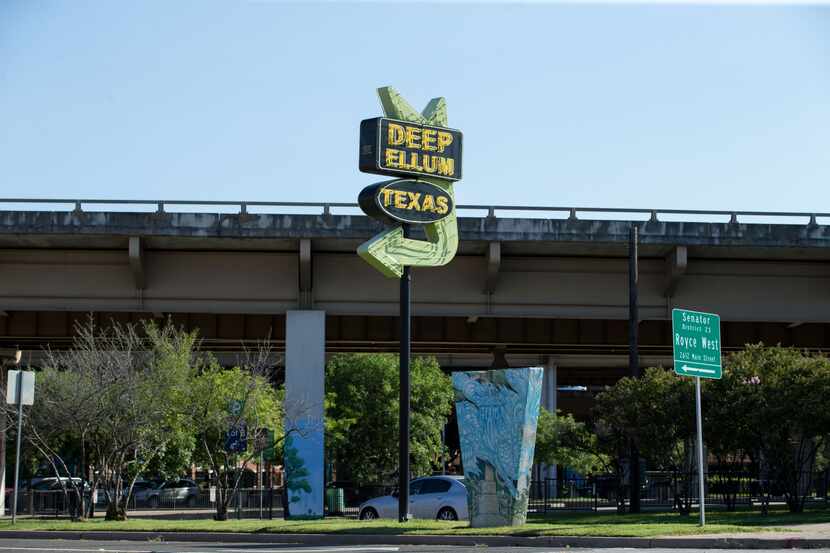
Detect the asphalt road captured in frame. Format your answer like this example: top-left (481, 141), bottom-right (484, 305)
top-left (0, 540), bottom-right (825, 553)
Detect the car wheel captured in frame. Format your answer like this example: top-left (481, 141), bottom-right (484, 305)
top-left (147, 496), bottom-right (159, 509)
top-left (359, 507), bottom-right (379, 520)
top-left (436, 507), bottom-right (458, 521)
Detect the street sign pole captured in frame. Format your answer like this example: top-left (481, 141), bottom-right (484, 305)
top-left (398, 224), bottom-right (411, 523)
top-left (11, 371), bottom-right (23, 525)
top-left (695, 376), bottom-right (705, 527)
top-left (258, 447), bottom-right (264, 520)
top-left (672, 307), bottom-right (721, 528)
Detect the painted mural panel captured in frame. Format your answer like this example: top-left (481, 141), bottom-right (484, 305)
top-left (453, 367), bottom-right (543, 527)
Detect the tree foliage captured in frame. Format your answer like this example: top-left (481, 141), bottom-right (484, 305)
top-left (31, 317), bottom-right (199, 520)
top-left (24, 317), bottom-right (289, 522)
top-left (706, 345), bottom-right (830, 512)
top-left (594, 367), bottom-right (695, 472)
top-left (325, 353), bottom-right (453, 485)
top-left (593, 366), bottom-right (698, 513)
top-left (189, 347), bottom-right (284, 521)
top-left (533, 408), bottom-right (608, 475)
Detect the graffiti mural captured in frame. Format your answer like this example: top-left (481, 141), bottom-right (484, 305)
top-left (452, 367), bottom-right (543, 527)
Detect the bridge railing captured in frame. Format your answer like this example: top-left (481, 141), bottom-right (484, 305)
top-left (0, 198), bottom-right (827, 225)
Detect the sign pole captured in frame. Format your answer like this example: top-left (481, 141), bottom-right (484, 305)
top-left (695, 376), bottom-right (705, 526)
top-left (398, 224), bottom-right (411, 523)
top-left (671, 307), bottom-right (719, 527)
top-left (259, 449), bottom-right (264, 520)
top-left (11, 371), bottom-right (23, 525)
top-left (628, 224), bottom-right (641, 514)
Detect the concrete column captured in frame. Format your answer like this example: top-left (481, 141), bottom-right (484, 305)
top-left (541, 359), bottom-right (557, 483)
top-left (284, 311), bottom-right (325, 518)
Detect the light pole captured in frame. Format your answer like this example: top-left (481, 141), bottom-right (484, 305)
top-left (628, 226), bottom-right (641, 514)
top-left (0, 349), bottom-right (21, 519)
top-left (398, 224), bottom-right (411, 522)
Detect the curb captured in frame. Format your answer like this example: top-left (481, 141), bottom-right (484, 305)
top-left (0, 530), bottom-right (829, 549)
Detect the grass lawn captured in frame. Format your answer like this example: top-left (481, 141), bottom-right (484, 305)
top-left (0, 509), bottom-right (828, 538)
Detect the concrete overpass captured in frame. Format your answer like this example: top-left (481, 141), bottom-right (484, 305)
top-left (2, 199), bottom-right (829, 417)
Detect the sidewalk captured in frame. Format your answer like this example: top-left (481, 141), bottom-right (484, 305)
top-left (655, 521), bottom-right (830, 544)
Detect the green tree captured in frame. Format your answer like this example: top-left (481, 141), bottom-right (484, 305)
top-left (713, 344), bottom-right (830, 513)
top-left (593, 367), bottom-right (697, 513)
top-left (189, 347), bottom-right (284, 521)
top-left (702, 347), bottom-right (766, 510)
top-left (533, 408), bottom-right (608, 475)
top-left (28, 317), bottom-right (200, 520)
top-left (325, 353), bottom-right (453, 485)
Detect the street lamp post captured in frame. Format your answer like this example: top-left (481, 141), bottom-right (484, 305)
top-left (0, 349), bottom-right (21, 519)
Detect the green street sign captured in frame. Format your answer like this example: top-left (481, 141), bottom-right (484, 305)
top-left (672, 308), bottom-right (722, 379)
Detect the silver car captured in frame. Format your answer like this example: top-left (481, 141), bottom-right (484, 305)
top-left (142, 478), bottom-right (199, 508)
top-left (359, 476), bottom-right (467, 521)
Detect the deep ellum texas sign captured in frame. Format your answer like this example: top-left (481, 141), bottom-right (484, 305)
top-left (358, 179), bottom-right (453, 225)
top-left (357, 87), bottom-right (462, 278)
top-left (359, 117), bottom-right (463, 181)
top-left (672, 308), bottom-right (722, 379)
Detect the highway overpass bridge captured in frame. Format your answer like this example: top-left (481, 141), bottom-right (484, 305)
top-left (2, 199), bottom-right (830, 418)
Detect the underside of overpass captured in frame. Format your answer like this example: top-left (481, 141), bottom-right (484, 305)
top-left (2, 203), bottom-right (830, 418)
top-left (2, 310), bottom-right (830, 418)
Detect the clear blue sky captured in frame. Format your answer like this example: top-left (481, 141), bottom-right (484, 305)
top-left (1, 1), bottom-right (828, 213)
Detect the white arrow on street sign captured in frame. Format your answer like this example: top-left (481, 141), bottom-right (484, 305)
top-left (680, 365), bottom-right (717, 375)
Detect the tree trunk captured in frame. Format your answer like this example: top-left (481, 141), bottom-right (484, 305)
top-left (214, 499), bottom-right (228, 521)
top-left (105, 499), bottom-right (127, 521)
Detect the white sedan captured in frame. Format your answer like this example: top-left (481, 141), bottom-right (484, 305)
top-left (358, 476), bottom-right (468, 521)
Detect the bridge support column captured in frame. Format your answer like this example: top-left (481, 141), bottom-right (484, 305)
top-left (539, 359), bottom-right (557, 492)
top-left (298, 239), bottom-right (313, 309)
top-left (543, 361), bottom-right (557, 477)
top-left (284, 310), bottom-right (325, 518)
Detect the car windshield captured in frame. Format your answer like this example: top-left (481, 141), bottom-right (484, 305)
top-left (32, 480), bottom-right (56, 491)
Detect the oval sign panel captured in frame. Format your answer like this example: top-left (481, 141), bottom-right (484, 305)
top-left (359, 179), bottom-right (454, 225)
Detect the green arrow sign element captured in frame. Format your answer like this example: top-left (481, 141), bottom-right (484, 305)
top-left (357, 87), bottom-right (459, 278)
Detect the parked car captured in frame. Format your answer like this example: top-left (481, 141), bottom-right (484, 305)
top-left (128, 479), bottom-right (160, 502)
top-left (5, 477), bottom-right (88, 513)
top-left (142, 478), bottom-right (199, 508)
top-left (358, 476), bottom-right (467, 521)
top-left (6, 477), bottom-right (86, 500)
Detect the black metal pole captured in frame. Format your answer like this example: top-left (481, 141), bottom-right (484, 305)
top-left (628, 224), bottom-right (641, 514)
top-left (398, 224), bottom-right (411, 523)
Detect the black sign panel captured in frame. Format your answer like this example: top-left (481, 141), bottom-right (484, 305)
top-left (359, 117), bottom-right (463, 181)
top-left (359, 179), bottom-right (454, 225)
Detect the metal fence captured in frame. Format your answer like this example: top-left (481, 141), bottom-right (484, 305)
top-left (531, 470), bottom-right (830, 513)
top-left (7, 487), bottom-right (287, 519)
top-left (9, 471), bottom-right (829, 518)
